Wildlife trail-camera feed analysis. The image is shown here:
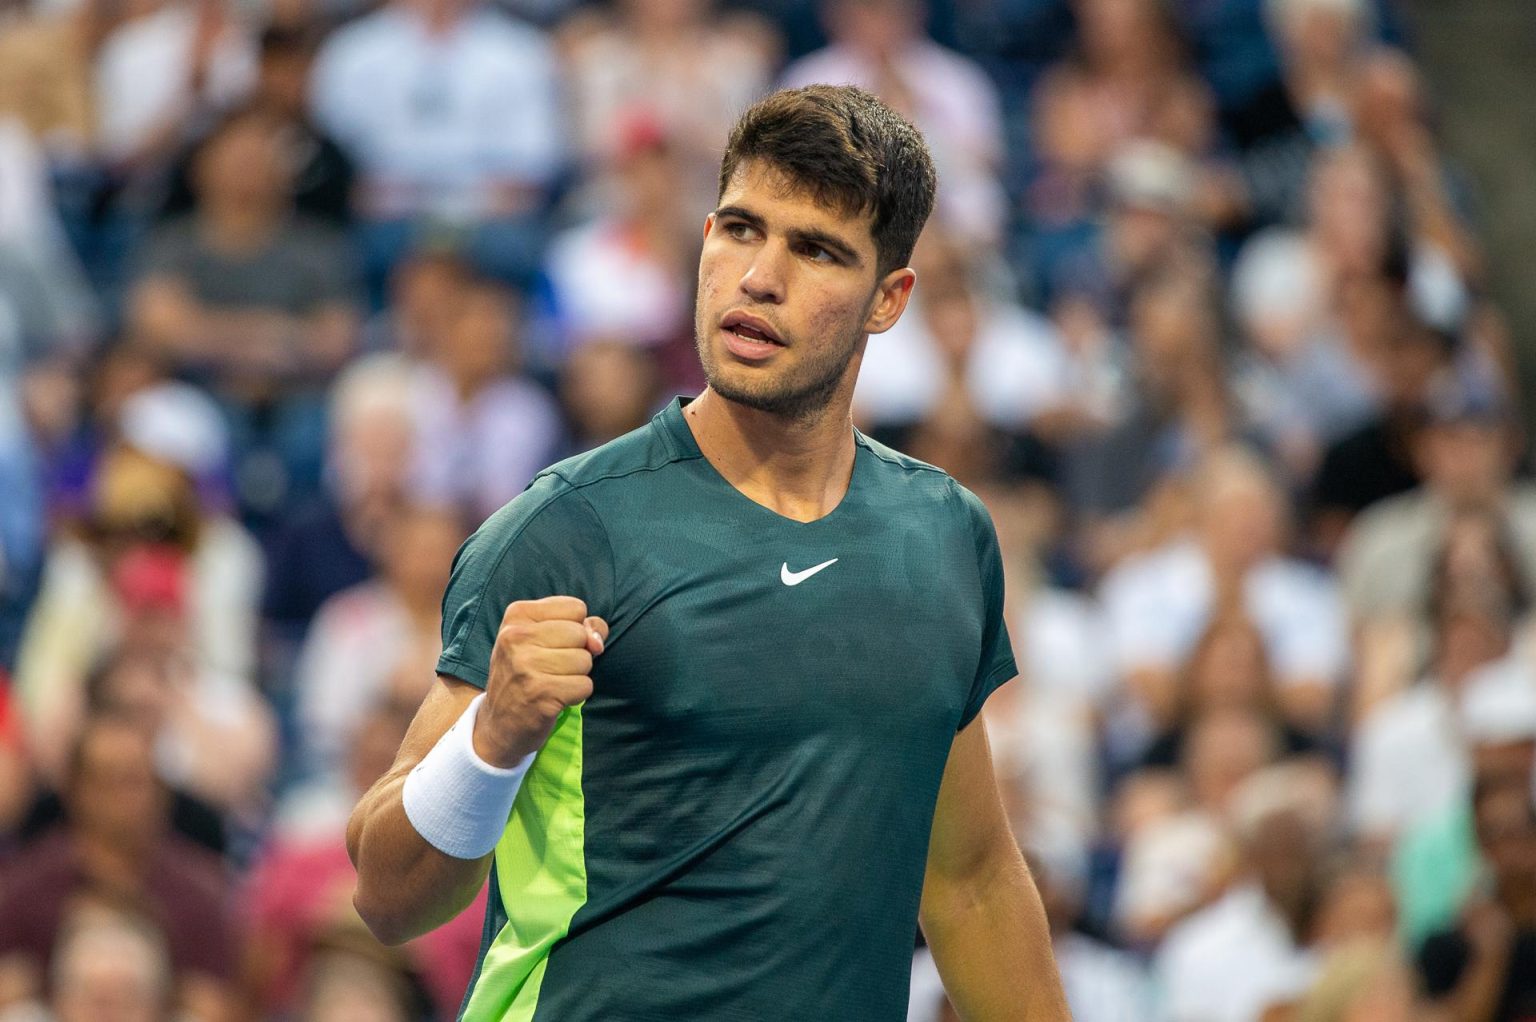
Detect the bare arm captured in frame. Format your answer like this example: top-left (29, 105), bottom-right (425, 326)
top-left (348, 597), bottom-right (607, 945)
top-left (346, 675), bottom-right (488, 945)
top-left (920, 716), bottom-right (1071, 1022)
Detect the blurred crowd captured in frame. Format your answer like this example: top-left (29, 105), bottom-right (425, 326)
top-left (0, 0), bottom-right (1531, 1018)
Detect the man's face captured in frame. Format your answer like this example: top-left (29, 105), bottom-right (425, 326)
top-left (694, 161), bottom-right (914, 420)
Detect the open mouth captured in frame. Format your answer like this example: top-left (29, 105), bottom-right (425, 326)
top-left (721, 311), bottom-right (785, 346)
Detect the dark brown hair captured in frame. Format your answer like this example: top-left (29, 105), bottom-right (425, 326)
top-left (717, 85), bottom-right (937, 276)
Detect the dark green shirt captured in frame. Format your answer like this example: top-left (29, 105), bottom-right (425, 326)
top-left (438, 397), bottom-right (1016, 1021)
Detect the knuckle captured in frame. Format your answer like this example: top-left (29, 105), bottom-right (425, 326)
top-left (497, 621), bottom-right (531, 647)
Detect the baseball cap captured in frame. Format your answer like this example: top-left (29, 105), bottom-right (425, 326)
top-left (1459, 658), bottom-right (1536, 745)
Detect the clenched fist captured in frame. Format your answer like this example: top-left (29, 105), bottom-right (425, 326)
top-left (472, 596), bottom-right (608, 768)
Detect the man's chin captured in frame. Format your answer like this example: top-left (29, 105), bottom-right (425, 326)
top-left (705, 368), bottom-right (841, 421)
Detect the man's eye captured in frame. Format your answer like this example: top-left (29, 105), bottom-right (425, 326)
top-left (724, 222), bottom-right (755, 240)
top-left (801, 244), bottom-right (834, 264)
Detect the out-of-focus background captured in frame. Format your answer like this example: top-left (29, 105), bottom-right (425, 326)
top-left (0, 0), bottom-right (1534, 1018)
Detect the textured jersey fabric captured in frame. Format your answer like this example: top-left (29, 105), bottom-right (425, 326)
top-left (436, 396), bottom-right (1016, 1021)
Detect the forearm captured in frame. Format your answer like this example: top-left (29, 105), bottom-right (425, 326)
top-left (347, 769), bottom-right (493, 945)
top-left (921, 853), bottom-right (1071, 1021)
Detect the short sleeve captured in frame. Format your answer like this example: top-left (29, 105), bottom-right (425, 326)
top-left (437, 476), bottom-right (615, 689)
top-left (955, 484), bottom-right (1017, 730)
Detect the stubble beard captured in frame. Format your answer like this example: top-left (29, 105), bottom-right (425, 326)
top-left (694, 314), bottom-right (865, 423)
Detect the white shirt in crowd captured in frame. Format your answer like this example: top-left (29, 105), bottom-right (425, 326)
top-left (1013, 587), bottom-right (1117, 709)
top-left (408, 366), bottom-right (565, 523)
top-left (95, 2), bottom-right (256, 164)
top-left (544, 218), bottom-right (691, 352)
top-left (311, 3), bottom-right (561, 218)
top-left (1347, 681), bottom-right (1467, 840)
top-left (855, 296), bottom-right (1071, 430)
top-left (1348, 653), bottom-right (1536, 839)
top-left (1100, 538), bottom-right (1348, 688)
top-left (1156, 883), bottom-right (1318, 1022)
top-left (294, 580), bottom-right (420, 781)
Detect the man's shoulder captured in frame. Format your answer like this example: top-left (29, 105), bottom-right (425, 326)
top-left (854, 432), bottom-right (980, 525)
top-left (542, 412), bottom-right (690, 494)
top-left (474, 413), bottom-right (684, 538)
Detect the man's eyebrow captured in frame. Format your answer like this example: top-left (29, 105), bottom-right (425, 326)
top-left (713, 204), bottom-right (764, 227)
top-left (713, 204), bottom-right (865, 267)
top-left (786, 227), bottom-right (862, 267)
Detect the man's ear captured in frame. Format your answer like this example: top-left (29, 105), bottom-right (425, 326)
top-left (702, 212), bottom-right (717, 241)
top-left (864, 268), bottom-right (917, 335)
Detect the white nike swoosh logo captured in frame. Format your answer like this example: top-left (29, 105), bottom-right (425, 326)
top-left (781, 558), bottom-right (839, 586)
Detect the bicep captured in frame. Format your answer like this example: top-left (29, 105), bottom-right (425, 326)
top-left (924, 714), bottom-right (1017, 891)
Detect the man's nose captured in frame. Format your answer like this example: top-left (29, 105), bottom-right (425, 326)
top-left (739, 244), bottom-right (787, 303)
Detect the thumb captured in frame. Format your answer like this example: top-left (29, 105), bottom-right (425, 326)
top-left (584, 616), bottom-right (609, 655)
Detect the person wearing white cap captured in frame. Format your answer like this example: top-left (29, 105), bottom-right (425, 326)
top-left (1391, 654), bottom-right (1536, 948)
top-left (1416, 758), bottom-right (1536, 1020)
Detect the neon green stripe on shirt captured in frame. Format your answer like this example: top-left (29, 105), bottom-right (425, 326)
top-left (459, 705), bottom-right (588, 1022)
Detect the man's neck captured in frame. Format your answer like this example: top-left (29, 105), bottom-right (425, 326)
top-left (682, 387), bottom-right (857, 523)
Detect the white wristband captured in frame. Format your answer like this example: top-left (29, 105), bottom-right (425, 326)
top-left (402, 693), bottom-right (535, 860)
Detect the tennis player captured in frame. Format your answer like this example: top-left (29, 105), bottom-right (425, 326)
top-left (348, 84), bottom-right (1071, 1021)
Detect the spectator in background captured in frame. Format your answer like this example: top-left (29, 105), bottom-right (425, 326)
top-left (244, 694), bottom-right (483, 1020)
top-left (295, 923), bottom-right (433, 1022)
top-left (853, 231), bottom-right (1075, 440)
top-left (1349, 608), bottom-right (1536, 846)
top-left (1065, 266), bottom-right (1236, 567)
top-left (561, 0), bottom-right (776, 197)
top-left (1156, 762), bottom-right (1339, 1022)
top-left (310, 0), bottom-right (563, 292)
top-left (408, 274), bottom-right (565, 522)
top-left (1418, 773), bottom-right (1536, 1021)
top-left (293, 504), bottom-right (460, 781)
top-left (1229, 230), bottom-right (1379, 484)
top-left (0, 117), bottom-right (100, 370)
top-left (81, 563), bottom-right (278, 829)
top-left (781, 0), bottom-right (1007, 245)
top-left (1310, 289), bottom-right (1455, 550)
top-left (1044, 138), bottom-right (1212, 327)
top-left (1351, 51), bottom-right (1482, 292)
top-left (0, 0), bottom-right (100, 163)
top-left (1292, 937), bottom-right (1419, 1022)
top-left (1142, 611), bottom-right (1321, 770)
top-left (0, 714), bottom-right (237, 1020)
top-left (1235, 0), bottom-right (1378, 226)
top-left (93, 0), bottom-right (255, 182)
top-left (127, 104), bottom-right (361, 515)
top-left (14, 386), bottom-right (262, 785)
top-left (542, 116), bottom-right (698, 375)
top-left (558, 340), bottom-right (665, 453)
top-left (1101, 447), bottom-right (1347, 737)
top-left (162, 25), bottom-right (356, 228)
top-left (360, 244), bottom-right (471, 358)
top-left (0, 898), bottom-right (178, 1022)
top-left (260, 355), bottom-right (414, 655)
top-left (1338, 386), bottom-right (1536, 625)
top-left (1394, 673), bottom-right (1536, 953)
top-left (1112, 707), bottom-right (1272, 946)
top-left (1027, 0), bottom-right (1221, 235)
